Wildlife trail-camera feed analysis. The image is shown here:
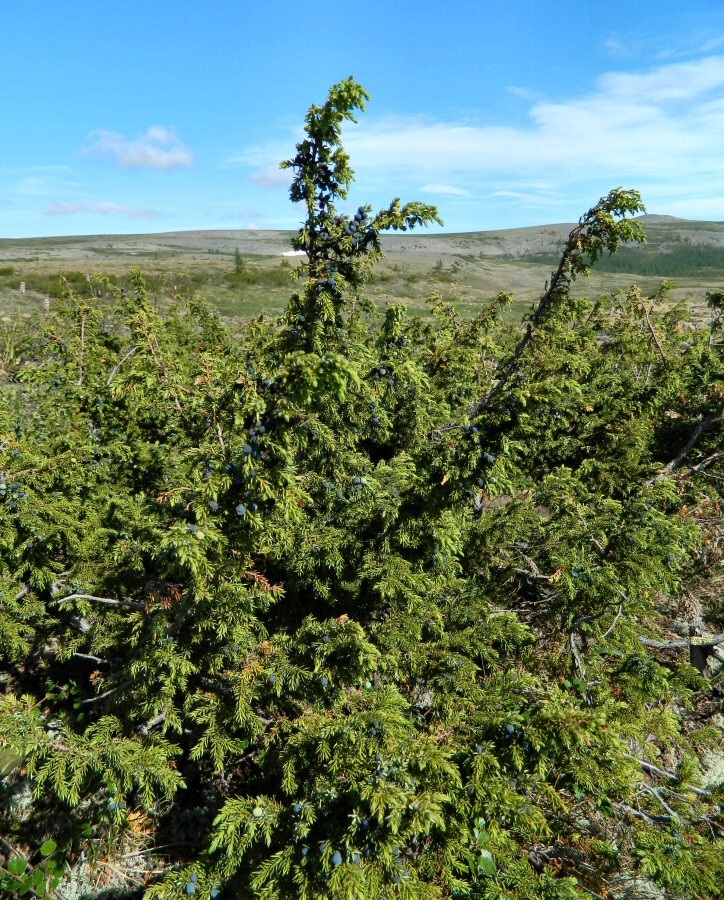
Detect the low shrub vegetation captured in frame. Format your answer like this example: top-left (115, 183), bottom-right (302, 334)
top-left (1, 78), bottom-right (723, 899)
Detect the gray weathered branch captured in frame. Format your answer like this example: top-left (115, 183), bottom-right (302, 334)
top-left (639, 633), bottom-right (724, 652)
top-left (625, 754), bottom-right (712, 798)
top-left (55, 593), bottom-right (145, 611)
top-left (107, 346), bottom-right (138, 385)
top-left (646, 407), bottom-right (723, 485)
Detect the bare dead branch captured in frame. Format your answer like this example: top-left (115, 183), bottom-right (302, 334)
top-left (639, 633), bottom-right (724, 652)
top-left (107, 345), bottom-right (138, 385)
top-left (646, 407), bottom-right (723, 485)
top-left (569, 632), bottom-right (585, 679)
top-left (692, 451), bottom-right (724, 473)
top-left (601, 604), bottom-right (624, 640)
top-left (639, 784), bottom-right (681, 819)
top-left (640, 292), bottom-right (667, 363)
top-left (613, 801), bottom-right (675, 825)
top-left (625, 753), bottom-right (712, 798)
top-left (139, 712), bottom-right (167, 736)
top-left (72, 652), bottom-right (109, 665)
top-left (80, 681), bottom-right (131, 705)
top-left (55, 593), bottom-right (145, 611)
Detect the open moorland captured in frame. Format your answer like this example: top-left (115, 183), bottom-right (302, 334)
top-left (1, 213), bottom-right (723, 324)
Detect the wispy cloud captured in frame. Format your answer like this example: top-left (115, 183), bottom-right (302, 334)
top-left (251, 162), bottom-right (292, 189)
top-left (603, 36), bottom-right (629, 57)
top-left (699, 36), bottom-right (724, 54)
top-left (20, 165), bottom-right (72, 175)
top-left (604, 30), bottom-right (724, 64)
top-left (419, 183), bottom-right (470, 197)
top-left (83, 126), bottom-right (193, 171)
top-left (341, 65), bottom-right (722, 179)
top-left (220, 207), bottom-right (265, 229)
top-left (16, 177), bottom-right (59, 196)
top-left (13, 172), bottom-right (77, 196)
top-left (490, 188), bottom-right (560, 209)
top-left (339, 55), bottom-right (724, 211)
top-left (45, 201), bottom-right (164, 220)
top-left (227, 54), bottom-right (724, 226)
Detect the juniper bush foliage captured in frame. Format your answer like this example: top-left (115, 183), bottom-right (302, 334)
top-left (1, 78), bottom-right (723, 899)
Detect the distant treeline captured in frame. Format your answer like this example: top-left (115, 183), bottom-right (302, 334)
top-left (522, 242), bottom-right (724, 277)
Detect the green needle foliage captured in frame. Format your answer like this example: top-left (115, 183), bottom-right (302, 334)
top-left (1, 78), bottom-right (723, 899)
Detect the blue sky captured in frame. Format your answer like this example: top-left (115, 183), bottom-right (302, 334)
top-left (3, 0), bottom-right (724, 237)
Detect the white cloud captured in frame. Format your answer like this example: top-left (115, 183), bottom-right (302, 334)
top-left (594, 55), bottom-right (724, 103)
top-left (506, 85), bottom-right (545, 101)
top-left (83, 126), bottom-right (193, 170)
top-left (46, 201), bottom-right (163, 220)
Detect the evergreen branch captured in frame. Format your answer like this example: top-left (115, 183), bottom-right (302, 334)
top-left (468, 189), bottom-right (644, 417)
top-left (469, 220), bottom-right (593, 416)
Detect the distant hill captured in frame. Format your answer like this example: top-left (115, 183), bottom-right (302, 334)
top-left (2, 215), bottom-right (723, 271)
top-left (1, 217), bottom-right (722, 323)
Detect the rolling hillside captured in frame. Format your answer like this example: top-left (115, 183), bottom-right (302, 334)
top-left (1, 215), bottom-right (723, 322)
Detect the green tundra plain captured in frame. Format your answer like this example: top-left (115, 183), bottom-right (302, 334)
top-left (1, 214), bottom-right (723, 324)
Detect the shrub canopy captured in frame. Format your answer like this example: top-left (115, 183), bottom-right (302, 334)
top-left (1, 78), bottom-right (723, 899)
